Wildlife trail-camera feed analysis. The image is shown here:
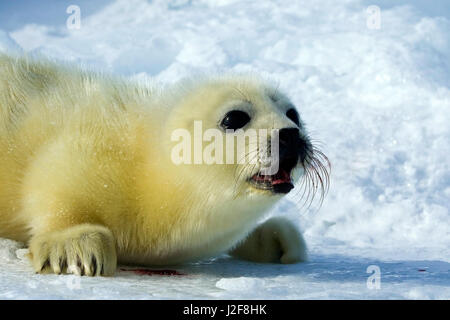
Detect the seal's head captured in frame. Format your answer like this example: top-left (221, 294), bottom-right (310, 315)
top-left (163, 76), bottom-right (329, 206)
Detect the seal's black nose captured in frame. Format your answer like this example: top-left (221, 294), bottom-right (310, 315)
top-left (279, 128), bottom-right (308, 164)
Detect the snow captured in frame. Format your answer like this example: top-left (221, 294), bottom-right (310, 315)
top-left (1, 238), bottom-right (449, 299)
top-left (0, 0), bottom-right (449, 299)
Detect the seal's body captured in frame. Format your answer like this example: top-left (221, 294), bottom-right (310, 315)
top-left (0, 55), bottom-right (325, 276)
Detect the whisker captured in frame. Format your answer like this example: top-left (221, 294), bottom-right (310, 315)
top-left (292, 142), bottom-right (330, 213)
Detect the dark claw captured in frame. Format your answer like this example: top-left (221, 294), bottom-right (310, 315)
top-left (91, 255), bottom-right (97, 276)
top-left (59, 258), bottom-right (67, 274)
top-left (76, 256), bottom-right (84, 276)
top-left (76, 256), bottom-right (82, 268)
top-left (40, 259), bottom-right (50, 272)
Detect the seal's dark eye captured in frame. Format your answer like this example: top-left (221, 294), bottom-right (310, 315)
top-left (221, 110), bottom-right (251, 130)
top-left (286, 108), bottom-right (300, 126)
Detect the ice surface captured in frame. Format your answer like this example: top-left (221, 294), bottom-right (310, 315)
top-left (0, 238), bottom-right (449, 299)
top-left (0, 0), bottom-right (449, 299)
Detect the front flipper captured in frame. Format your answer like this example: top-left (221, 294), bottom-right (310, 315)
top-left (29, 224), bottom-right (117, 276)
top-left (229, 217), bottom-right (307, 264)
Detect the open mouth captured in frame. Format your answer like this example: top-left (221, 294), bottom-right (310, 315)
top-left (249, 166), bottom-right (294, 194)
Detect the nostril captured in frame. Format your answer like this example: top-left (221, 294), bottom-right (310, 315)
top-left (278, 128), bottom-right (300, 146)
top-left (278, 128), bottom-right (308, 163)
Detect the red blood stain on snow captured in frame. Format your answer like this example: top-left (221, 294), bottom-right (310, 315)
top-left (120, 268), bottom-right (185, 276)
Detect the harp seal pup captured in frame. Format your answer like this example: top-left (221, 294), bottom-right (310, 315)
top-left (0, 54), bottom-right (328, 276)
